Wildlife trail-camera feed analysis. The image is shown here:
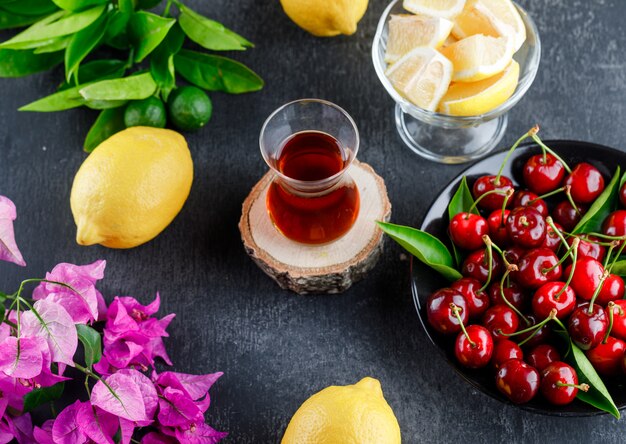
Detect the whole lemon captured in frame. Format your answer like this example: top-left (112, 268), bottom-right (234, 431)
top-left (282, 377), bottom-right (401, 444)
top-left (70, 127), bottom-right (193, 249)
top-left (280, 0), bottom-right (368, 37)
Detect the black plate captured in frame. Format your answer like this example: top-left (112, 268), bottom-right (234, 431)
top-left (411, 140), bottom-right (626, 416)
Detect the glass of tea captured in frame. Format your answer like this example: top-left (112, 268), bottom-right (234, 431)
top-left (259, 99), bottom-right (360, 245)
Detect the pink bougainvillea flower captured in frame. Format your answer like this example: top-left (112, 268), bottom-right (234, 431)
top-left (0, 336), bottom-right (44, 379)
top-left (0, 196), bottom-right (26, 267)
top-left (33, 420), bottom-right (55, 444)
top-left (21, 299), bottom-right (77, 366)
top-left (52, 400), bottom-right (87, 444)
top-left (141, 431), bottom-right (177, 444)
top-left (90, 371), bottom-right (148, 422)
top-left (0, 374), bottom-right (31, 413)
top-left (173, 422), bottom-right (228, 444)
top-left (156, 371), bottom-right (222, 402)
top-left (76, 403), bottom-right (118, 444)
top-left (33, 260), bottom-right (106, 323)
top-left (6, 413), bottom-right (34, 444)
top-left (117, 369), bottom-right (158, 423)
top-left (157, 386), bottom-right (203, 428)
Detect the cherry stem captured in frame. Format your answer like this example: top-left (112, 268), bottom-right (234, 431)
top-left (528, 186), bottom-right (567, 203)
top-left (603, 301), bottom-right (616, 344)
top-left (499, 189), bottom-right (515, 227)
top-left (545, 217), bottom-right (575, 260)
top-left (499, 266), bottom-right (530, 326)
top-left (495, 127), bottom-right (537, 183)
top-left (479, 236), bottom-right (495, 292)
top-left (490, 242), bottom-right (510, 268)
top-left (603, 241), bottom-right (619, 269)
top-left (583, 232), bottom-right (626, 241)
top-left (469, 189), bottom-right (510, 213)
top-left (564, 185), bottom-right (581, 216)
top-left (555, 238), bottom-right (580, 298)
top-left (500, 309), bottom-right (556, 344)
top-left (530, 130), bottom-right (572, 174)
top-left (450, 303), bottom-right (475, 347)
top-left (555, 382), bottom-right (590, 392)
top-left (542, 237), bottom-right (579, 275)
top-left (588, 270), bottom-right (609, 314)
top-left (607, 240), bottom-right (626, 273)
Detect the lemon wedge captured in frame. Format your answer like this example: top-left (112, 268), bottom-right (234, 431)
top-left (386, 46), bottom-right (452, 111)
top-left (403, 0), bottom-right (466, 20)
top-left (452, 0), bottom-right (526, 51)
top-left (440, 34), bottom-right (513, 82)
top-left (384, 14), bottom-right (453, 63)
top-left (438, 60), bottom-right (519, 116)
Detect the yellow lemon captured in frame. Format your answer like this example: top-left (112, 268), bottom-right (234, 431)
top-left (403, 0), bottom-right (466, 20)
top-left (279, 0), bottom-right (368, 37)
top-left (384, 14), bottom-right (453, 64)
top-left (70, 127), bottom-right (193, 249)
top-left (440, 34), bottom-right (513, 82)
top-left (282, 377), bottom-right (401, 444)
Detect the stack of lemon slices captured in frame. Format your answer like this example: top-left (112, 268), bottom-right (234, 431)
top-left (384, 0), bottom-right (526, 116)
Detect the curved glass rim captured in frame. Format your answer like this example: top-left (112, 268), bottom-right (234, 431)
top-left (372, 0), bottom-right (541, 123)
top-left (259, 98), bottom-right (360, 189)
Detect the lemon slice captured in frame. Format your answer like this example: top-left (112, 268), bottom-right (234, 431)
top-left (384, 14), bottom-right (453, 64)
top-left (438, 60), bottom-right (519, 116)
top-left (452, 0), bottom-right (526, 51)
top-left (403, 0), bottom-right (466, 19)
top-left (442, 33), bottom-right (458, 48)
top-left (386, 46), bottom-right (452, 111)
top-left (440, 34), bottom-right (513, 82)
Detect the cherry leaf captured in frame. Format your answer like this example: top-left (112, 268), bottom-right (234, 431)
top-left (91, 372), bottom-right (147, 422)
top-left (0, 196), bottom-right (25, 266)
top-left (21, 299), bottom-right (78, 366)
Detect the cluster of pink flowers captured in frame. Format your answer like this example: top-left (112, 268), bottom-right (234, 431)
top-left (0, 196), bottom-right (226, 443)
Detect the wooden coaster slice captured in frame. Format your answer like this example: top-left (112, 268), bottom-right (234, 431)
top-left (239, 161), bottom-right (391, 294)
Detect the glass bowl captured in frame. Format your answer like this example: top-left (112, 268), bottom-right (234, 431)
top-left (372, 0), bottom-right (541, 164)
top-left (412, 140), bottom-right (626, 416)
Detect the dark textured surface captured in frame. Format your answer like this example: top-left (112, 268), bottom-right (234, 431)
top-left (1, 0), bottom-right (626, 442)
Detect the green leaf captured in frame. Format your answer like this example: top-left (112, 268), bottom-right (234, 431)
top-left (0, 0), bottom-right (58, 16)
top-left (119, 0), bottom-right (133, 13)
top-left (128, 10), bottom-right (174, 62)
top-left (566, 342), bottom-right (620, 418)
top-left (135, 0), bottom-right (161, 9)
top-left (84, 107), bottom-right (125, 152)
top-left (0, 5), bottom-right (105, 49)
top-left (103, 9), bottom-right (130, 49)
top-left (84, 99), bottom-right (128, 109)
top-left (447, 176), bottom-right (478, 220)
top-left (150, 23), bottom-right (184, 101)
top-left (177, 4), bottom-right (252, 51)
top-left (23, 382), bottom-right (64, 413)
top-left (52, 0), bottom-right (107, 11)
top-left (58, 58), bottom-right (126, 89)
top-left (33, 35), bottom-right (70, 53)
top-left (79, 72), bottom-right (157, 101)
top-left (572, 167), bottom-right (621, 234)
top-left (0, 48), bottom-right (63, 77)
top-left (174, 49), bottom-right (264, 94)
top-left (19, 84), bottom-right (85, 111)
top-left (377, 221), bottom-right (463, 281)
top-left (610, 260), bottom-right (626, 276)
top-left (76, 324), bottom-right (102, 367)
top-left (0, 9), bottom-right (49, 29)
top-left (64, 8), bottom-right (108, 81)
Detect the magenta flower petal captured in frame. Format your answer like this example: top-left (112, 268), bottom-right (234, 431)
top-left (141, 431), bottom-right (177, 444)
top-left (118, 293), bottom-right (161, 320)
top-left (158, 372), bottom-right (222, 401)
top-left (52, 401), bottom-right (87, 444)
top-left (9, 413), bottom-right (34, 444)
top-left (91, 372), bottom-right (147, 422)
top-left (157, 387), bottom-right (203, 427)
top-left (76, 403), bottom-right (118, 444)
top-left (0, 196), bottom-right (26, 266)
top-left (104, 340), bottom-right (145, 369)
top-left (174, 422), bottom-right (228, 444)
top-left (0, 336), bottom-right (43, 379)
top-left (33, 420), bottom-right (55, 444)
top-left (119, 418), bottom-right (135, 444)
top-left (117, 369), bottom-right (158, 420)
top-left (21, 299), bottom-right (77, 366)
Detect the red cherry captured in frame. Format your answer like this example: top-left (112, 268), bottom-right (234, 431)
top-left (526, 344), bottom-right (561, 372)
top-left (512, 191), bottom-right (549, 217)
top-left (523, 154), bottom-right (566, 195)
top-left (552, 200), bottom-right (585, 232)
top-left (454, 325), bottom-right (494, 369)
top-left (488, 281), bottom-right (527, 311)
top-left (596, 274), bottom-right (624, 305)
top-left (568, 303), bottom-right (608, 350)
top-left (540, 362), bottom-right (580, 405)
top-left (461, 249), bottom-right (503, 283)
top-left (450, 278), bottom-right (491, 319)
top-left (566, 235), bottom-right (605, 263)
top-left (620, 182), bottom-right (626, 208)
top-left (531, 282), bottom-right (576, 320)
top-left (564, 257), bottom-right (605, 301)
top-left (541, 222), bottom-right (563, 252)
top-left (487, 209), bottom-right (511, 247)
top-left (496, 359), bottom-right (540, 404)
top-left (503, 246), bottom-right (526, 266)
top-left (516, 313), bottom-right (552, 349)
top-left (608, 300), bottom-right (626, 341)
top-left (586, 336), bottom-right (626, 376)
top-left (482, 305), bottom-right (520, 339)
top-left (426, 288), bottom-right (469, 335)
top-left (506, 207), bottom-right (546, 248)
top-left (449, 212), bottom-right (489, 250)
top-left (564, 163), bottom-right (605, 204)
top-left (492, 339), bottom-right (523, 370)
top-left (602, 210), bottom-right (626, 239)
top-left (514, 248), bottom-right (562, 289)
top-left (472, 175), bottom-right (514, 212)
